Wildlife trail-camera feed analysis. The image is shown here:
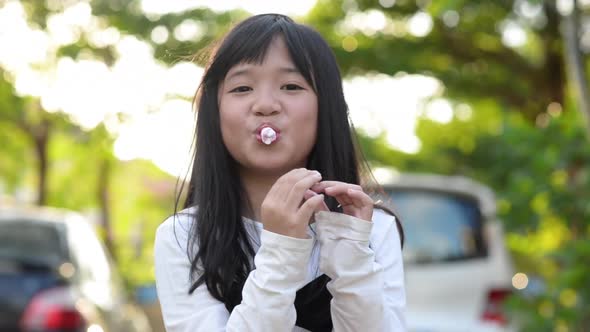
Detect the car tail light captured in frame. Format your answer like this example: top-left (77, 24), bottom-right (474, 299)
top-left (20, 286), bottom-right (86, 331)
top-left (481, 288), bottom-right (511, 325)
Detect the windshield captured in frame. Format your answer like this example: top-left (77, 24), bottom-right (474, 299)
top-left (0, 220), bottom-right (67, 268)
top-left (385, 189), bottom-right (487, 264)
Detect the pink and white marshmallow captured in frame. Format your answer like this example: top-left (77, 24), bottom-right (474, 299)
top-left (260, 127), bottom-right (277, 145)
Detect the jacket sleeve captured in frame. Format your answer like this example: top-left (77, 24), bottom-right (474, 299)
top-left (314, 211), bottom-right (406, 332)
top-left (154, 215), bottom-right (314, 332)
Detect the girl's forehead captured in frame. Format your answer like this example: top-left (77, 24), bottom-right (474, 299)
top-left (225, 36), bottom-right (295, 73)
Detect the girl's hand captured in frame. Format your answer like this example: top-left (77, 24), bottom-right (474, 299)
top-left (261, 168), bottom-right (327, 238)
top-left (311, 181), bottom-right (374, 222)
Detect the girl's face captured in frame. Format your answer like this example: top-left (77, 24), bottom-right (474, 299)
top-left (218, 36), bottom-right (318, 176)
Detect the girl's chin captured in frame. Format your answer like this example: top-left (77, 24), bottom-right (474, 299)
top-left (248, 163), bottom-right (296, 175)
top-left (241, 157), bottom-right (306, 176)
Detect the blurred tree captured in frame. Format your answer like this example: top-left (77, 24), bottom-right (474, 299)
top-left (91, 0), bottom-right (246, 64)
top-left (0, 70), bottom-right (30, 195)
top-left (19, 0), bottom-right (248, 65)
top-left (0, 70), bottom-right (76, 205)
top-left (305, 0), bottom-right (589, 122)
top-left (0, 68), bottom-right (122, 256)
top-left (1, 0), bottom-right (242, 287)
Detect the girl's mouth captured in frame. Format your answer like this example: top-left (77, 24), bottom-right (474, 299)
top-left (256, 124), bottom-right (281, 145)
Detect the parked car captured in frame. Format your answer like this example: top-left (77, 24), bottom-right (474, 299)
top-left (0, 206), bottom-right (151, 332)
top-left (378, 173), bottom-right (516, 332)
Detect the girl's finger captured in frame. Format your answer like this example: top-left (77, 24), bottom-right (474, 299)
top-left (323, 184), bottom-right (364, 198)
top-left (268, 168), bottom-right (309, 202)
top-left (297, 194), bottom-right (326, 222)
top-left (286, 171), bottom-right (322, 209)
top-left (346, 188), bottom-right (373, 208)
top-left (339, 189), bottom-right (374, 222)
top-left (311, 181), bottom-right (361, 193)
top-left (304, 190), bottom-right (329, 211)
top-left (304, 189), bottom-right (315, 201)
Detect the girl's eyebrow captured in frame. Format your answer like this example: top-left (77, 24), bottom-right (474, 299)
top-left (225, 66), bottom-right (301, 81)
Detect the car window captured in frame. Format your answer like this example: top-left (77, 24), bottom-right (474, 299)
top-left (0, 220), bottom-right (67, 267)
top-left (385, 189), bottom-right (487, 264)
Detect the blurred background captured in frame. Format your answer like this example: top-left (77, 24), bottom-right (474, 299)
top-left (0, 0), bottom-right (589, 331)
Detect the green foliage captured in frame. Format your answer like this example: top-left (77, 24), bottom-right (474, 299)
top-left (91, 3), bottom-right (248, 64)
top-left (494, 113), bottom-right (590, 330)
top-left (0, 121), bottom-right (34, 192)
top-left (506, 238), bottom-right (590, 331)
top-left (307, 0), bottom-right (570, 120)
top-left (110, 159), bottom-right (176, 288)
top-left (45, 124), bottom-right (111, 209)
top-left (0, 73), bottom-right (31, 191)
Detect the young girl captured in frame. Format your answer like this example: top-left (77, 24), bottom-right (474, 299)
top-left (154, 14), bottom-right (406, 332)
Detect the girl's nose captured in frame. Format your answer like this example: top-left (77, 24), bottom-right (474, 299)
top-left (252, 92), bottom-right (281, 116)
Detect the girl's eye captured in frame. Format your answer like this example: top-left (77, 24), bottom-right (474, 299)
top-left (282, 84), bottom-right (304, 91)
top-left (229, 86), bottom-right (251, 93)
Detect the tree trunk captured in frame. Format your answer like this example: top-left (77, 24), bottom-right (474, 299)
top-left (543, 4), bottom-right (567, 116)
top-left (561, 0), bottom-right (590, 138)
top-left (98, 158), bottom-right (117, 261)
top-left (32, 120), bottom-right (49, 206)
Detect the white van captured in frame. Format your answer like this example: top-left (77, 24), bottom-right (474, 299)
top-left (377, 173), bottom-right (515, 332)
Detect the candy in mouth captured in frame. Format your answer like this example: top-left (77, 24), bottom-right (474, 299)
top-left (260, 127), bottom-right (277, 145)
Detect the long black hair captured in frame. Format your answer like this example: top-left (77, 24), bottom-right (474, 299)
top-left (176, 13), bottom-right (403, 312)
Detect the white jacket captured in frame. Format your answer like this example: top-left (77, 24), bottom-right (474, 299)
top-left (154, 208), bottom-right (406, 331)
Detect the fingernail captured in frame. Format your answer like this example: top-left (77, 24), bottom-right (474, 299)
top-left (314, 171), bottom-right (321, 178)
